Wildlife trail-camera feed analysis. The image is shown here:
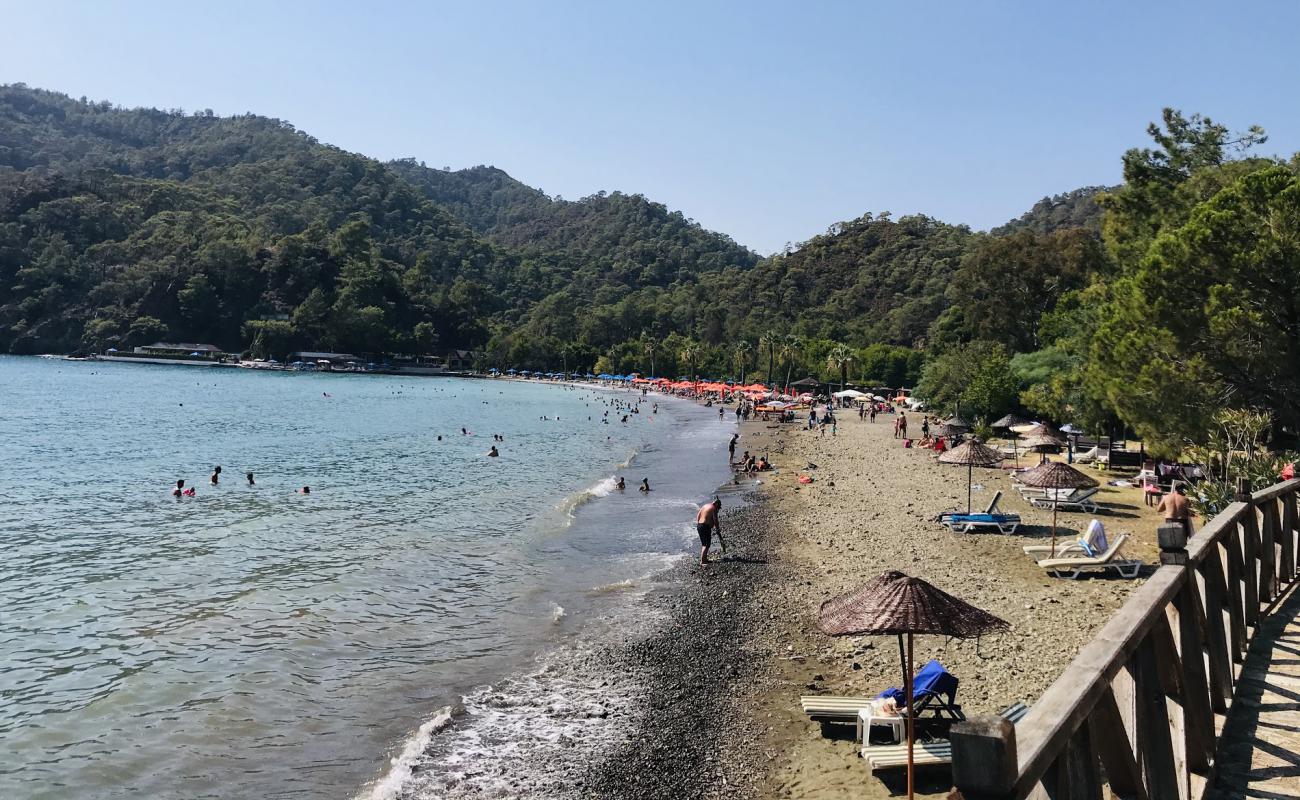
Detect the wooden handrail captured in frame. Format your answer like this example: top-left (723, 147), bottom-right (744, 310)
top-left (951, 478), bottom-right (1300, 800)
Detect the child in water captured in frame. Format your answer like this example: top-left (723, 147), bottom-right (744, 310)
top-left (639, 478), bottom-right (651, 492)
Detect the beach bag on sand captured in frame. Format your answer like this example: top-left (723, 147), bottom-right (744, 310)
top-left (903, 439), bottom-right (912, 448)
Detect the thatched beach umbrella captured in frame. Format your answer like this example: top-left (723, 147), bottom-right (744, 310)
top-left (990, 413), bottom-right (1030, 431)
top-left (1022, 422), bottom-right (1065, 441)
top-left (1018, 461), bottom-right (1098, 552)
top-left (819, 571), bottom-right (1010, 800)
top-left (942, 415), bottom-right (972, 432)
top-left (1020, 433), bottom-right (1065, 463)
top-left (933, 423), bottom-right (970, 440)
top-left (938, 438), bottom-right (1005, 513)
top-left (991, 413), bottom-right (1030, 467)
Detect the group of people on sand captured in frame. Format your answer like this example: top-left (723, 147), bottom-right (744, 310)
top-left (171, 465), bottom-right (309, 497)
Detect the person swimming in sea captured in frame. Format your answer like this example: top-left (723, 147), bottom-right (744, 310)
top-left (616, 476), bottom-right (626, 490)
top-left (487, 446), bottom-right (499, 457)
top-left (172, 479), bottom-right (185, 497)
top-left (210, 465), bottom-right (221, 485)
top-left (639, 478), bottom-right (651, 492)
top-left (298, 486), bottom-right (311, 494)
top-left (246, 472), bottom-right (255, 486)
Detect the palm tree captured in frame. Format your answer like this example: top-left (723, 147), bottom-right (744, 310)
top-left (731, 340), bottom-right (751, 384)
top-left (679, 342), bottom-right (701, 381)
top-left (826, 343), bottom-right (854, 393)
top-left (641, 334), bottom-right (658, 378)
top-left (779, 334), bottom-right (803, 394)
top-left (759, 330), bottom-right (780, 387)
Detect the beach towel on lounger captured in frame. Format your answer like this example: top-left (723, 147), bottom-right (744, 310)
top-left (1078, 519), bottom-right (1107, 556)
top-left (876, 659), bottom-right (959, 714)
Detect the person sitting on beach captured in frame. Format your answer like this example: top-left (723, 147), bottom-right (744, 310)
top-left (246, 472), bottom-right (255, 486)
top-left (487, 446), bottom-right (499, 457)
top-left (616, 477), bottom-right (626, 490)
top-left (757, 455), bottom-right (771, 471)
top-left (745, 454), bottom-right (758, 473)
top-left (639, 478), bottom-right (651, 492)
top-left (934, 436), bottom-right (947, 454)
top-left (172, 479), bottom-right (185, 497)
top-left (695, 497), bottom-right (723, 565)
top-left (210, 465), bottom-right (221, 485)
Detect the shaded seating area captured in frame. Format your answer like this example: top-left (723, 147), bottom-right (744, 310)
top-left (1028, 485), bottom-right (1100, 513)
top-left (863, 702), bottom-right (1029, 770)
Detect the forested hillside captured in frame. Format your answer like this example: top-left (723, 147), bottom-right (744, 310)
top-left (991, 186), bottom-right (1109, 236)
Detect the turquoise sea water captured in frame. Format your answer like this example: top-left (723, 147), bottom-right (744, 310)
top-left (0, 356), bottom-right (733, 799)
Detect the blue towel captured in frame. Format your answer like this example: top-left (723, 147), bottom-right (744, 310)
top-left (877, 659), bottom-right (959, 708)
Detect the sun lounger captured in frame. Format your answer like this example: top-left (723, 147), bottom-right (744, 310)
top-left (800, 695), bottom-right (876, 723)
top-left (804, 660), bottom-right (964, 726)
top-left (1036, 533), bottom-right (1141, 579)
top-left (863, 702), bottom-right (1030, 768)
top-left (1073, 446), bottom-right (1099, 464)
top-left (938, 511), bottom-right (1020, 534)
top-left (876, 660), bottom-right (964, 721)
top-left (1023, 519), bottom-right (1110, 557)
top-left (1029, 486), bottom-right (1100, 513)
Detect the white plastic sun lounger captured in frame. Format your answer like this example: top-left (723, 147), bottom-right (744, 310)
top-left (1023, 520), bottom-right (1112, 558)
top-left (800, 695), bottom-right (875, 723)
top-left (863, 702), bottom-right (1030, 769)
top-left (1036, 534), bottom-right (1141, 579)
top-left (1030, 486), bottom-right (1101, 514)
top-left (1073, 446), bottom-right (1099, 464)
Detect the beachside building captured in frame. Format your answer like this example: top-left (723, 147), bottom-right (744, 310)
top-left (288, 351), bottom-right (362, 367)
top-left (134, 342), bottom-right (225, 358)
top-left (445, 349), bottom-right (482, 371)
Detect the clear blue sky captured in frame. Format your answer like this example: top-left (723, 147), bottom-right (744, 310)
top-left (3, 0), bottom-right (1298, 254)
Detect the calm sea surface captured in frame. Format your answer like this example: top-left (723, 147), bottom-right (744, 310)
top-left (0, 356), bottom-right (733, 799)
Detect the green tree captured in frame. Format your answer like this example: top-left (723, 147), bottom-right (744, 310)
top-left (826, 343), bottom-right (854, 391)
top-left (731, 340), bottom-right (751, 384)
top-left (779, 334), bottom-right (802, 392)
top-left (1087, 165), bottom-right (1300, 453)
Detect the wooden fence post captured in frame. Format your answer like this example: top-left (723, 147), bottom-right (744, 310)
top-left (951, 716), bottom-right (1018, 800)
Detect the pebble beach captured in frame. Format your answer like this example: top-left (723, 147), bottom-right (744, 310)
top-left (588, 403), bottom-right (1171, 799)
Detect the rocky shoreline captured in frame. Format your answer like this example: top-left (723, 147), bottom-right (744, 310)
top-left (585, 495), bottom-right (780, 800)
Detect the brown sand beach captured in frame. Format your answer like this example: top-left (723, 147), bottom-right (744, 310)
top-left (589, 404), bottom-right (1172, 799)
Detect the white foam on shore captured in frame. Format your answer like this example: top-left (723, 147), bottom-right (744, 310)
top-left (356, 704), bottom-right (460, 800)
top-left (387, 615), bottom-right (665, 800)
top-left (554, 475), bottom-right (620, 522)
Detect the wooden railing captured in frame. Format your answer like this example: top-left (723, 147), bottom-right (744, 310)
top-left (950, 478), bottom-right (1300, 799)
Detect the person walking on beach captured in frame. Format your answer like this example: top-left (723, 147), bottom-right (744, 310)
top-left (728, 433), bottom-right (739, 463)
top-left (695, 497), bottom-right (724, 565)
top-left (898, 413), bottom-right (908, 439)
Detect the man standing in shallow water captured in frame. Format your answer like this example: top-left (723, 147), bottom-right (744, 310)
top-left (695, 497), bottom-right (724, 565)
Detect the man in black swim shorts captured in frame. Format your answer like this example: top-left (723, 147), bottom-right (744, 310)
top-left (695, 497), bottom-right (723, 565)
